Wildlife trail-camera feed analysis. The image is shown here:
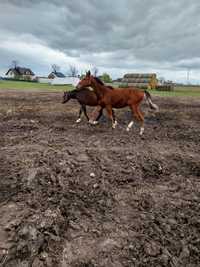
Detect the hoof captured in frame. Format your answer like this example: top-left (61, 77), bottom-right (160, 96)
top-left (139, 127), bottom-right (144, 135)
top-left (89, 120), bottom-right (98, 125)
top-left (126, 121), bottom-right (133, 132)
top-left (112, 121), bottom-right (118, 129)
top-left (76, 118), bottom-right (81, 123)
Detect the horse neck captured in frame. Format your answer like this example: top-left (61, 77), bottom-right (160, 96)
top-left (91, 80), bottom-right (107, 99)
top-left (69, 90), bottom-right (77, 99)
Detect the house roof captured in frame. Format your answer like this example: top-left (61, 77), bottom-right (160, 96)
top-left (49, 71), bottom-right (66, 78)
top-left (6, 67), bottom-right (35, 76)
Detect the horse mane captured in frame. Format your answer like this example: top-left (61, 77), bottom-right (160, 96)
top-left (94, 77), bottom-right (105, 85)
top-left (94, 77), bottom-right (114, 90)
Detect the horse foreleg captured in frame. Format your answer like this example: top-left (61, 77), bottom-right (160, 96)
top-left (76, 106), bottom-right (83, 123)
top-left (126, 121), bottom-right (134, 131)
top-left (94, 108), bottom-right (116, 125)
top-left (89, 105), bottom-right (102, 125)
top-left (82, 105), bottom-right (90, 121)
top-left (106, 106), bottom-right (116, 129)
top-left (112, 109), bottom-right (118, 128)
top-left (95, 108), bottom-right (103, 122)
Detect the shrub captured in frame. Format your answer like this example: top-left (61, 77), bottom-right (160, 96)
top-left (101, 73), bottom-right (112, 83)
top-left (156, 85), bottom-right (174, 91)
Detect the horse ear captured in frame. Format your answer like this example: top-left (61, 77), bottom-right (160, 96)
top-left (86, 70), bottom-right (91, 76)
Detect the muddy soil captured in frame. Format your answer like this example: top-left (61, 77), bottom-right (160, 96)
top-left (0, 89), bottom-right (200, 267)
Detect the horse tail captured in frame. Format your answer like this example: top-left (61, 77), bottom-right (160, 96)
top-left (144, 90), bottom-right (159, 111)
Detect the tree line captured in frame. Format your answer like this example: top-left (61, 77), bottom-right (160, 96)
top-left (10, 60), bottom-right (112, 83)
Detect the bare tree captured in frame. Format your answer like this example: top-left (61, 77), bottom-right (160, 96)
top-left (51, 64), bottom-right (60, 73)
top-left (158, 77), bottom-right (165, 85)
top-left (92, 66), bottom-right (99, 77)
top-left (11, 60), bottom-right (19, 69)
top-left (68, 65), bottom-right (79, 77)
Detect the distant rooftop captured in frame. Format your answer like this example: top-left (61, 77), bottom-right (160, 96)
top-left (6, 67), bottom-right (35, 76)
top-left (49, 71), bottom-right (66, 78)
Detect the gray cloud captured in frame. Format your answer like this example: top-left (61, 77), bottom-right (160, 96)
top-left (0, 0), bottom-right (200, 82)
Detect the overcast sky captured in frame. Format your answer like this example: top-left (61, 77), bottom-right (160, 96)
top-left (0, 0), bottom-right (200, 82)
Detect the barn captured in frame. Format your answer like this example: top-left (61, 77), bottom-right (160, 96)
top-left (48, 71), bottom-right (66, 79)
top-left (121, 73), bottom-right (158, 89)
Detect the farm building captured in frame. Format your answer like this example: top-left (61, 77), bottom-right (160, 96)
top-left (5, 67), bottom-right (35, 80)
top-left (48, 71), bottom-right (66, 79)
top-left (121, 73), bottom-right (158, 89)
top-left (37, 76), bottom-right (80, 86)
top-left (51, 77), bottom-right (80, 86)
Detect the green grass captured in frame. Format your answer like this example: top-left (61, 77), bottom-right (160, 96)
top-left (112, 83), bottom-right (200, 97)
top-left (151, 86), bottom-right (200, 97)
top-left (0, 80), bottom-right (73, 92)
top-left (0, 80), bottom-right (200, 97)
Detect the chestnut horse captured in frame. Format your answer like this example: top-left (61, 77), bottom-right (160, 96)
top-left (62, 87), bottom-right (116, 124)
top-left (76, 71), bottom-right (158, 135)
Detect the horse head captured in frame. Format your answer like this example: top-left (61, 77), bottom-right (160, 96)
top-left (76, 71), bottom-right (93, 89)
top-left (62, 91), bottom-right (71, 103)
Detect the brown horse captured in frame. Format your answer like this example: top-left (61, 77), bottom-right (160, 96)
top-left (76, 71), bottom-right (158, 135)
top-left (62, 87), bottom-right (116, 124)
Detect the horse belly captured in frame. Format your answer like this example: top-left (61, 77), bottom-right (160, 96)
top-left (111, 97), bottom-right (127, 108)
top-left (79, 94), bottom-right (98, 106)
top-left (85, 99), bottom-right (98, 106)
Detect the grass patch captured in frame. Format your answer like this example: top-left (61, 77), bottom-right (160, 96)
top-left (1, 80), bottom-right (200, 97)
top-left (113, 83), bottom-right (200, 97)
top-left (151, 86), bottom-right (200, 97)
top-left (0, 80), bottom-right (73, 92)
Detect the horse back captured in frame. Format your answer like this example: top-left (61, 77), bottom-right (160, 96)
top-left (117, 87), bottom-right (144, 101)
top-left (102, 86), bottom-right (144, 108)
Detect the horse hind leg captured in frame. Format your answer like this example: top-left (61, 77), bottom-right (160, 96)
top-left (135, 106), bottom-right (144, 135)
top-left (127, 105), bottom-right (144, 135)
top-left (126, 105), bottom-right (135, 131)
top-left (137, 108), bottom-right (144, 135)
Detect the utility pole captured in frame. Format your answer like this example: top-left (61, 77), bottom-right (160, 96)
top-left (187, 68), bottom-right (190, 85)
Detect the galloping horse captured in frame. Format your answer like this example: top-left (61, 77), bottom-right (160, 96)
top-left (62, 87), bottom-right (116, 124)
top-left (76, 71), bottom-right (158, 135)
